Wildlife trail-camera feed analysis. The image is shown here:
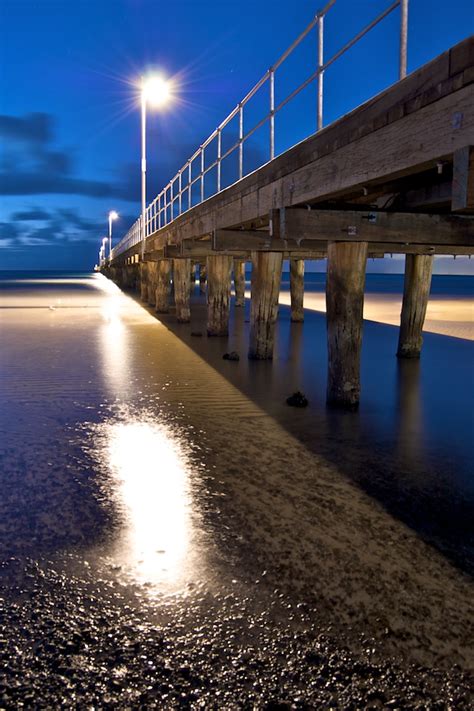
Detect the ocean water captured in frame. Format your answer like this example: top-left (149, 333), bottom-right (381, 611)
top-left (0, 270), bottom-right (473, 678)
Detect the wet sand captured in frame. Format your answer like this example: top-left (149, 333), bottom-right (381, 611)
top-left (1, 273), bottom-right (473, 707)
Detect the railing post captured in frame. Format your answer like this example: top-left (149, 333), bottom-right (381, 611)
top-left (170, 181), bottom-right (174, 222)
top-left (188, 162), bottom-right (192, 209)
top-left (179, 170), bottom-right (182, 215)
top-left (158, 193), bottom-right (162, 229)
top-left (399, 0), bottom-right (408, 80)
top-left (201, 147), bottom-right (205, 202)
top-left (239, 105), bottom-right (243, 179)
top-left (317, 14), bottom-right (324, 131)
top-left (269, 69), bottom-right (275, 160)
top-left (217, 129), bottom-right (222, 192)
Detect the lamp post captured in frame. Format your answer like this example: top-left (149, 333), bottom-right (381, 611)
top-left (140, 75), bottom-right (171, 259)
top-left (102, 237), bottom-right (108, 267)
top-left (108, 210), bottom-right (119, 261)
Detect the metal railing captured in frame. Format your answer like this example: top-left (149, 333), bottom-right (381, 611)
top-left (111, 0), bottom-right (408, 260)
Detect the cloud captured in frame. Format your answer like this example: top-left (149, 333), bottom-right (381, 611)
top-left (0, 112), bottom-right (130, 200)
top-left (0, 113), bottom-right (51, 143)
top-left (0, 173), bottom-right (123, 198)
top-left (12, 208), bottom-right (51, 221)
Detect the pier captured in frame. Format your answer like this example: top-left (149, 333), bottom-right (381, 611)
top-left (102, 14), bottom-right (474, 408)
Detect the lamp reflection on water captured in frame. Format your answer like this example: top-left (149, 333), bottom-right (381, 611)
top-left (104, 418), bottom-right (196, 593)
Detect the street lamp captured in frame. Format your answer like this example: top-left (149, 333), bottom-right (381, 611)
top-left (102, 236), bottom-right (108, 266)
top-left (108, 210), bottom-right (119, 260)
top-left (140, 74), bottom-right (171, 258)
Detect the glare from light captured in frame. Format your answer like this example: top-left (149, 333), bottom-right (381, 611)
top-left (141, 75), bottom-right (171, 108)
top-left (104, 419), bottom-right (196, 592)
top-left (109, 210), bottom-right (119, 221)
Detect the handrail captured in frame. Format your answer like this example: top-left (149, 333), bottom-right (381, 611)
top-left (110, 0), bottom-right (408, 261)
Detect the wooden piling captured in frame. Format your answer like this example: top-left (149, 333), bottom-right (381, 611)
top-left (155, 259), bottom-right (172, 313)
top-left (173, 259), bottom-right (191, 323)
top-left (147, 262), bottom-right (157, 307)
top-left (190, 262), bottom-right (196, 296)
top-left (326, 241), bottom-right (368, 409)
top-left (248, 252), bottom-right (283, 359)
top-left (290, 258), bottom-right (305, 322)
top-left (140, 262), bottom-right (148, 301)
top-left (206, 255), bottom-right (233, 336)
top-left (397, 254), bottom-right (434, 358)
top-left (199, 263), bottom-right (207, 294)
top-left (233, 259), bottom-right (246, 307)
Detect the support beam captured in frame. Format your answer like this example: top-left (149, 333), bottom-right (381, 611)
top-left (155, 259), bottom-right (171, 313)
top-left (249, 252), bottom-right (283, 360)
top-left (290, 258), bottom-right (305, 322)
top-left (326, 241), bottom-right (368, 409)
top-left (397, 254), bottom-right (434, 358)
top-left (164, 245), bottom-right (180, 258)
top-left (452, 146), bottom-right (474, 213)
top-left (190, 262), bottom-right (196, 295)
top-left (233, 259), bottom-right (246, 307)
top-left (206, 255), bottom-right (233, 336)
top-left (273, 208), bottom-right (474, 246)
top-left (173, 259), bottom-right (191, 323)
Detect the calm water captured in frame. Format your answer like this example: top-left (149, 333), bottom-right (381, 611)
top-left (1, 270), bottom-right (473, 675)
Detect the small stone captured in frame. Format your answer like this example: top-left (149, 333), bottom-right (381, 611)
top-left (223, 352), bottom-right (240, 361)
top-left (286, 391), bottom-right (309, 407)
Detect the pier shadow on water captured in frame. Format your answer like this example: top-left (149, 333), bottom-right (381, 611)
top-left (152, 287), bottom-right (474, 579)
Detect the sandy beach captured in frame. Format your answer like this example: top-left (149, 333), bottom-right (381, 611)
top-left (277, 289), bottom-right (474, 341)
top-left (1, 273), bottom-right (473, 707)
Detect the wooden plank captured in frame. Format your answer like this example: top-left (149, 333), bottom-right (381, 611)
top-left (164, 244), bottom-right (180, 258)
top-left (276, 208), bottom-right (474, 246)
top-left (212, 229), bottom-right (272, 251)
top-left (370, 243), bottom-right (474, 256)
top-left (452, 145), bottom-right (474, 212)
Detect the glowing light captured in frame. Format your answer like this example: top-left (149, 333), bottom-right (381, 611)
top-left (141, 75), bottom-right (171, 108)
top-left (104, 419), bottom-right (195, 592)
top-left (109, 210), bottom-right (119, 221)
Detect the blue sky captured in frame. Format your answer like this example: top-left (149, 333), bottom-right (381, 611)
top-left (1, 0), bottom-right (473, 272)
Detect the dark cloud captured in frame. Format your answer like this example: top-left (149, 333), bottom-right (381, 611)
top-left (0, 172), bottom-right (123, 198)
top-left (0, 113), bottom-right (52, 143)
top-left (0, 112), bottom-right (130, 200)
top-left (12, 208), bottom-right (51, 221)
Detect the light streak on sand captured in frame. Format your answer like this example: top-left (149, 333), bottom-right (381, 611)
top-left (245, 290), bottom-right (473, 341)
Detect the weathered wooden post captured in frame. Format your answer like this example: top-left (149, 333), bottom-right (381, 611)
top-left (206, 255), bottom-right (233, 336)
top-left (173, 259), bottom-right (191, 322)
top-left (233, 258), bottom-right (246, 307)
top-left (397, 254), bottom-right (434, 358)
top-left (248, 252), bottom-right (283, 359)
top-left (290, 258), bottom-right (304, 322)
top-left (326, 241), bottom-right (368, 408)
top-left (199, 263), bottom-right (207, 294)
top-left (190, 262), bottom-right (196, 296)
top-left (155, 259), bottom-right (172, 313)
top-left (147, 262), bottom-right (157, 307)
top-left (140, 261), bottom-right (148, 301)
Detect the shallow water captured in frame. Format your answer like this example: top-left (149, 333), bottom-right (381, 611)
top-left (1, 271), bottom-right (473, 704)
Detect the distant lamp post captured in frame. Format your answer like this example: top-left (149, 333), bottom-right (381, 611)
top-left (108, 210), bottom-right (119, 260)
top-left (102, 237), bottom-right (108, 266)
top-left (140, 74), bottom-right (172, 258)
